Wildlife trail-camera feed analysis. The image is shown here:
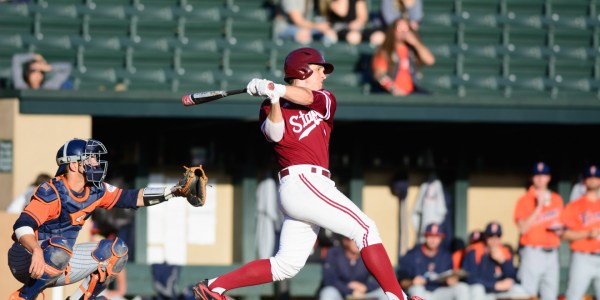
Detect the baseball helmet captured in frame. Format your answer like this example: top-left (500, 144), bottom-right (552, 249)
top-left (284, 47), bottom-right (334, 83)
top-left (55, 138), bottom-right (108, 188)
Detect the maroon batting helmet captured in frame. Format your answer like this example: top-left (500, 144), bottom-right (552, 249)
top-left (284, 47), bottom-right (334, 83)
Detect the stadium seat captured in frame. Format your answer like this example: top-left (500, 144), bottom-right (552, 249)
top-left (71, 67), bottom-right (118, 91)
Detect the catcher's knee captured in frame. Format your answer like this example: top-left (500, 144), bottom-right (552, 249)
top-left (269, 256), bottom-right (305, 281)
top-left (40, 236), bottom-right (73, 273)
top-left (92, 237), bottom-right (129, 275)
top-left (348, 217), bottom-right (382, 251)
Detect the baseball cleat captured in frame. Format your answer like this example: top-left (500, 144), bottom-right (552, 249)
top-left (192, 280), bottom-right (229, 300)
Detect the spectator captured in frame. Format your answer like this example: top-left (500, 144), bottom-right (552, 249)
top-left (461, 222), bottom-right (530, 300)
top-left (12, 53), bottom-right (72, 90)
top-left (274, 0), bottom-right (338, 45)
top-left (6, 173), bottom-right (51, 214)
top-left (397, 223), bottom-right (470, 300)
top-left (561, 165), bottom-right (600, 300)
top-left (319, 235), bottom-right (387, 300)
top-left (380, 0), bottom-right (423, 31)
top-left (371, 17), bottom-right (434, 96)
top-left (451, 229), bottom-right (483, 271)
top-left (320, 0), bottom-right (385, 46)
top-left (513, 162), bottom-right (564, 300)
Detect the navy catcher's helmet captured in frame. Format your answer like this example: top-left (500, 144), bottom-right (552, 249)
top-left (284, 47), bottom-right (334, 83)
top-left (55, 138), bottom-right (108, 188)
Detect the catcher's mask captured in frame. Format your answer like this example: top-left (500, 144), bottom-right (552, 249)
top-left (55, 138), bottom-right (108, 188)
top-left (284, 47), bottom-right (334, 83)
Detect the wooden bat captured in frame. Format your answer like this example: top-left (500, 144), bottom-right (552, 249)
top-left (181, 88), bottom-right (247, 106)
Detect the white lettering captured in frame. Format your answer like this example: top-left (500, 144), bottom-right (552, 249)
top-left (287, 110), bottom-right (324, 138)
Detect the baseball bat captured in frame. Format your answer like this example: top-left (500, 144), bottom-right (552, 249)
top-left (181, 88), bottom-right (247, 106)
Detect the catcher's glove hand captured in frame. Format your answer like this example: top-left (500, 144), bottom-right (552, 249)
top-left (173, 164), bottom-right (208, 207)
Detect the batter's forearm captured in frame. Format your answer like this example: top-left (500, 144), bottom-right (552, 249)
top-left (281, 86), bottom-right (313, 105)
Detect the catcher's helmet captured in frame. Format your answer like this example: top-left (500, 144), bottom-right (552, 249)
top-left (55, 138), bottom-right (108, 188)
top-left (284, 47), bottom-right (334, 83)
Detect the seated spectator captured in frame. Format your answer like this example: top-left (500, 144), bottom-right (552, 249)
top-left (12, 53), bottom-right (72, 90)
top-left (371, 17), bottom-right (434, 96)
top-left (321, 0), bottom-right (385, 46)
top-left (6, 173), bottom-right (51, 214)
top-left (379, 0), bottom-right (423, 31)
top-left (274, 0), bottom-right (338, 45)
top-left (397, 223), bottom-right (470, 300)
top-left (451, 229), bottom-right (483, 271)
top-left (461, 222), bottom-right (530, 300)
top-left (319, 235), bottom-right (386, 300)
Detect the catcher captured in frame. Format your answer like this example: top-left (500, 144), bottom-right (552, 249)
top-left (8, 138), bottom-right (207, 300)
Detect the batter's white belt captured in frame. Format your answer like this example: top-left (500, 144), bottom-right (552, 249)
top-left (278, 165), bottom-right (331, 183)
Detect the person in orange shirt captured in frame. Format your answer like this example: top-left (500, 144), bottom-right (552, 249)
top-left (8, 138), bottom-right (198, 300)
top-left (451, 229), bottom-right (483, 271)
top-left (561, 165), bottom-right (600, 300)
top-left (513, 162), bottom-right (565, 300)
top-left (371, 17), bottom-right (435, 96)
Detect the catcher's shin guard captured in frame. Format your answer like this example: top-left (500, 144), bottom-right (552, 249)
top-left (13, 237), bottom-right (73, 300)
top-left (73, 238), bottom-right (128, 300)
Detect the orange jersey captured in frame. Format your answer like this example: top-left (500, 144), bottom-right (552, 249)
top-left (561, 195), bottom-right (600, 252)
top-left (21, 175), bottom-right (124, 247)
top-left (513, 186), bottom-right (564, 247)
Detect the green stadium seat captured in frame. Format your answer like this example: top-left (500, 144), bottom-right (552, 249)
top-left (131, 48), bottom-right (174, 70)
top-left (80, 2), bottom-right (127, 20)
top-left (229, 19), bottom-right (272, 40)
top-left (0, 4), bottom-right (33, 35)
top-left (72, 67), bottom-right (118, 91)
top-left (118, 68), bottom-right (172, 91)
top-left (508, 57), bottom-right (548, 78)
top-left (170, 69), bottom-right (222, 93)
top-left (505, 0), bottom-right (545, 16)
top-left (182, 20), bottom-right (226, 40)
top-left (553, 28), bottom-right (593, 47)
top-left (176, 48), bottom-right (223, 74)
top-left (554, 58), bottom-right (593, 79)
top-left (507, 26), bottom-right (547, 47)
top-left (81, 46), bottom-right (127, 69)
top-left (225, 39), bottom-right (274, 74)
top-left (0, 33), bottom-right (24, 50)
top-left (85, 17), bottom-right (131, 39)
top-left (463, 57), bottom-right (503, 77)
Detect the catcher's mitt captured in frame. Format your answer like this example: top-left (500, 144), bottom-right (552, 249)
top-left (173, 164), bottom-right (208, 207)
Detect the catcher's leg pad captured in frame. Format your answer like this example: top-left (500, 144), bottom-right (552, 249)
top-left (16, 237), bottom-right (73, 300)
top-left (76, 237), bottom-right (128, 300)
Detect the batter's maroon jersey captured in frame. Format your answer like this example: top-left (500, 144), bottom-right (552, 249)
top-left (259, 89), bottom-right (336, 169)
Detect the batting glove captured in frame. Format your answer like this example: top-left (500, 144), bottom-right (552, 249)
top-left (247, 79), bottom-right (286, 98)
top-left (246, 78), bottom-right (264, 97)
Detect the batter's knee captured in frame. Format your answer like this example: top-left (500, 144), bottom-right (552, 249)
top-left (40, 236), bottom-right (73, 272)
top-left (92, 237), bottom-right (129, 274)
top-left (347, 217), bottom-right (382, 251)
top-left (269, 255), bottom-right (305, 281)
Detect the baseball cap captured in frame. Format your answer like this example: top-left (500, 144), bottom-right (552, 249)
top-left (468, 230), bottom-right (483, 244)
top-left (484, 222), bottom-right (503, 237)
top-left (584, 165), bottom-right (600, 178)
top-left (532, 162), bottom-right (551, 175)
top-left (424, 223), bottom-right (445, 237)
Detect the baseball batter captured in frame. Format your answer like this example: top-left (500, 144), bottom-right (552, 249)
top-left (191, 47), bottom-right (413, 300)
top-left (513, 162), bottom-right (564, 300)
top-left (561, 165), bottom-right (600, 300)
top-left (8, 138), bottom-right (202, 300)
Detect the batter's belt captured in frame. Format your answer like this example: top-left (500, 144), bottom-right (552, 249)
top-left (278, 165), bottom-right (331, 182)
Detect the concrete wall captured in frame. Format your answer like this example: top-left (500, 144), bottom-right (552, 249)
top-left (0, 98), bottom-right (91, 209)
